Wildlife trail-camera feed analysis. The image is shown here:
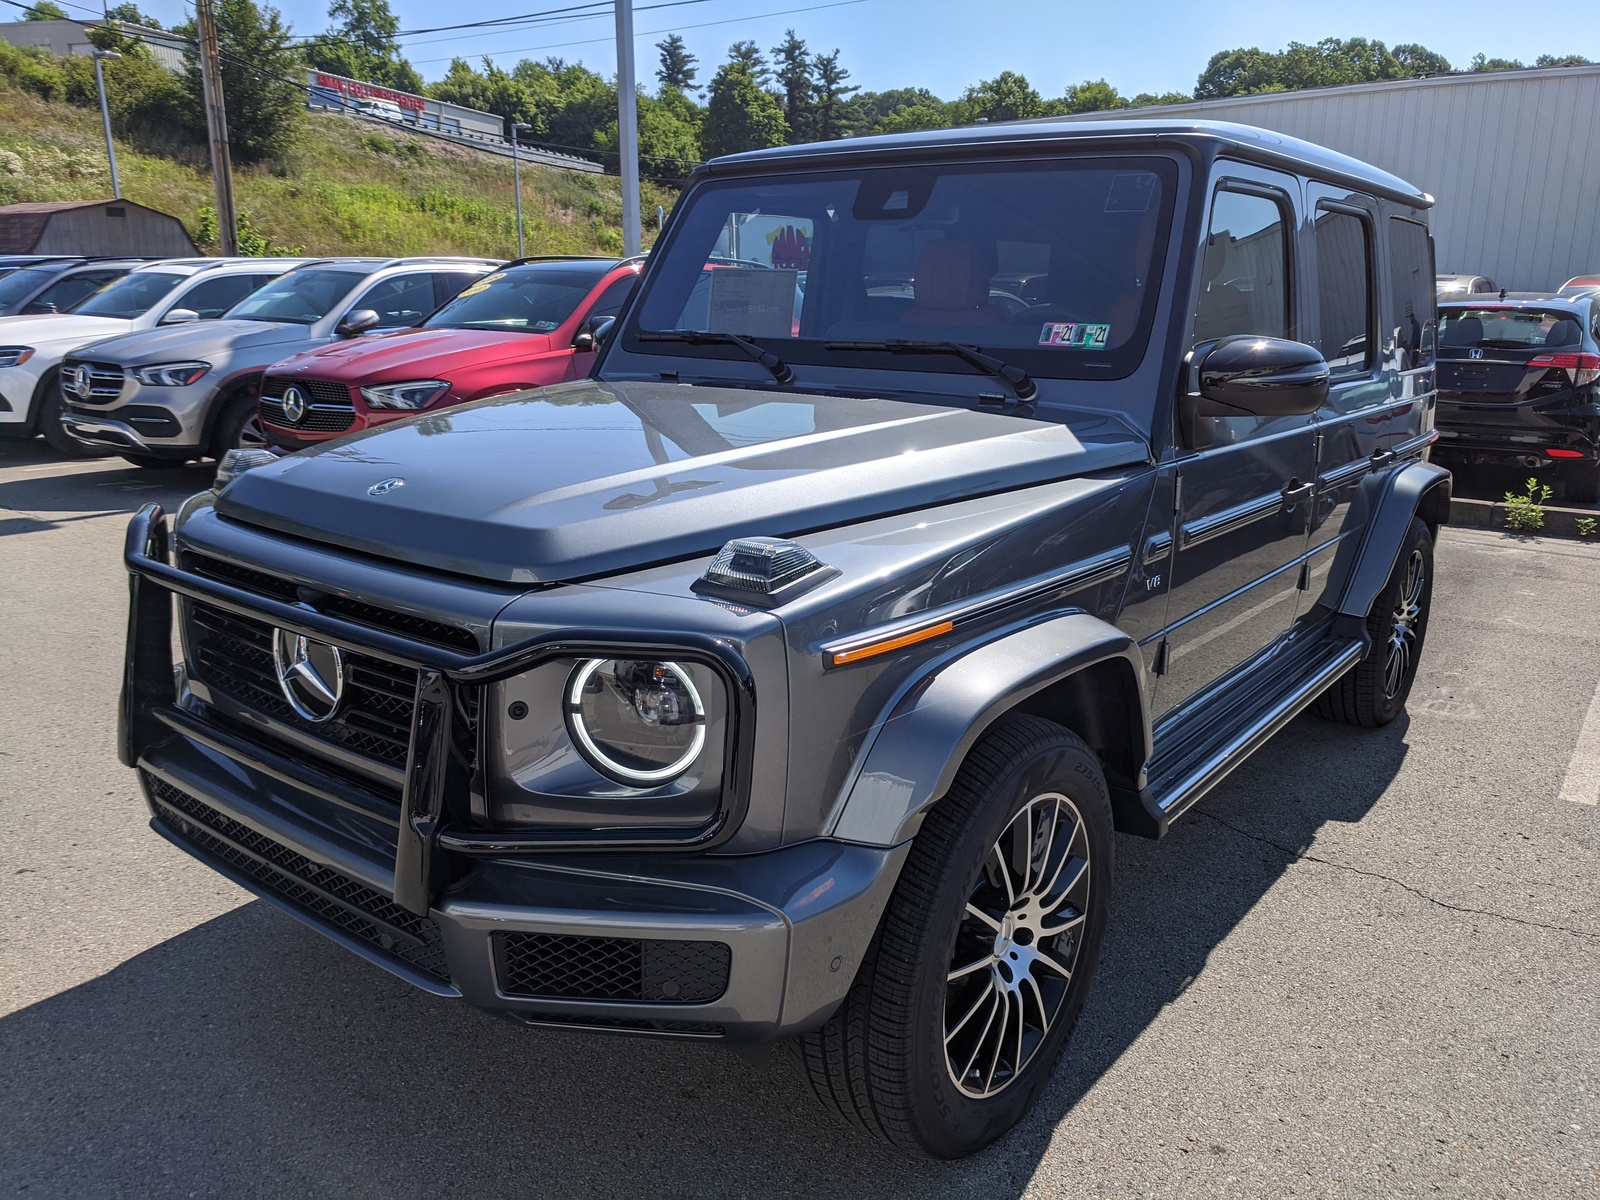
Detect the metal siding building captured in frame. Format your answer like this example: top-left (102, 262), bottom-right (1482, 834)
top-left (0, 199), bottom-right (199, 256)
top-left (1057, 67), bottom-right (1600, 291)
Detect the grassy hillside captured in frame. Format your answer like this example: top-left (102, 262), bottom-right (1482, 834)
top-left (0, 84), bottom-right (670, 259)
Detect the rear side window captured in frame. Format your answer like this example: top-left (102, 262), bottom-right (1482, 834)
top-left (587, 273), bottom-right (638, 320)
top-left (1387, 217), bottom-right (1436, 369)
top-left (25, 269), bottom-right (123, 314)
top-left (1194, 189), bottom-right (1290, 342)
top-left (1313, 208), bottom-right (1374, 378)
top-left (179, 274), bottom-right (262, 320)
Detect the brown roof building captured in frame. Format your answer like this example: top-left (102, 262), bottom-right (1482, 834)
top-left (0, 199), bottom-right (199, 257)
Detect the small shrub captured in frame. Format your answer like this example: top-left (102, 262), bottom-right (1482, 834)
top-left (358, 132), bottom-right (395, 155)
top-left (1577, 516), bottom-right (1597, 538)
top-left (196, 206), bottom-right (305, 256)
top-left (1502, 477), bottom-right (1553, 532)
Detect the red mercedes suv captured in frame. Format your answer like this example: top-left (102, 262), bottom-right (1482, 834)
top-left (258, 256), bottom-right (641, 448)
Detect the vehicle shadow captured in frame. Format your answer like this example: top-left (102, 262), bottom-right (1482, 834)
top-left (0, 439), bottom-right (213, 534)
top-left (0, 713), bottom-right (1410, 1196)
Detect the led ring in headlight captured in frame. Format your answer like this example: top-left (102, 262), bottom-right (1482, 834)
top-left (565, 658), bottom-right (706, 785)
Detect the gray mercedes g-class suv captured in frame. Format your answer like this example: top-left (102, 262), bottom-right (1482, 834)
top-left (119, 119), bottom-right (1449, 1158)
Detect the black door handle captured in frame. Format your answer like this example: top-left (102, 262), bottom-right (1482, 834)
top-left (1281, 479), bottom-right (1314, 508)
top-left (1370, 448), bottom-right (1396, 470)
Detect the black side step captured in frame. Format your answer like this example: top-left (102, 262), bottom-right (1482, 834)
top-left (1140, 622), bottom-right (1368, 834)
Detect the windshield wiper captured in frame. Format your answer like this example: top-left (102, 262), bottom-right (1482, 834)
top-left (636, 330), bottom-right (794, 384)
top-left (823, 339), bottom-right (1036, 400)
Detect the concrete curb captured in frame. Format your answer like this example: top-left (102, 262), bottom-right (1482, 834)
top-left (1450, 496), bottom-right (1600, 540)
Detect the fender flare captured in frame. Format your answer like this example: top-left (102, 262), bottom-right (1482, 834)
top-left (828, 611), bottom-right (1150, 847)
top-left (1329, 460), bottom-right (1451, 620)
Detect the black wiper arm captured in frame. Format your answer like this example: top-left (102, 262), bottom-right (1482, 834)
top-left (823, 339), bottom-right (1036, 400)
top-left (636, 330), bottom-right (794, 384)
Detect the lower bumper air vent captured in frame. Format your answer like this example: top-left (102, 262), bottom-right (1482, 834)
top-left (494, 932), bottom-right (730, 1004)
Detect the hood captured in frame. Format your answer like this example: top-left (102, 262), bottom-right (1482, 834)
top-left (0, 313), bottom-right (141, 349)
top-left (215, 379), bottom-right (1152, 583)
top-left (269, 328), bottom-right (553, 382)
top-left (82, 319), bottom-right (311, 366)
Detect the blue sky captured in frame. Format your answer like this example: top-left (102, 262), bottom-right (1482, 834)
top-left (135, 0), bottom-right (1600, 98)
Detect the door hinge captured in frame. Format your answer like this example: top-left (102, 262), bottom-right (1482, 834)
top-left (1296, 560), bottom-right (1310, 591)
top-left (1172, 473), bottom-right (1183, 514)
top-left (1152, 638), bottom-right (1171, 676)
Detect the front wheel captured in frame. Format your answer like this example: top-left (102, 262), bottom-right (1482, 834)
top-left (37, 374), bottom-right (108, 458)
top-left (1315, 516), bottom-right (1434, 727)
top-left (795, 714), bottom-right (1113, 1158)
top-left (209, 392), bottom-right (264, 459)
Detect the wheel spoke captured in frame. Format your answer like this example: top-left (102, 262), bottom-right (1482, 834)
top-left (947, 955), bottom-right (992, 984)
top-left (1020, 971), bottom-right (1052, 1037)
top-left (946, 977), bottom-right (998, 1045)
top-left (964, 902), bottom-right (1003, 934)
top-left (1036, 816), bottom-right (1083, 900)
top-left (1041, 855), bottom-right (1089, 910)
top-left (957, 989), bottom-right (1001, 1084)
top-left (983, 991), bottom-right (1012, 1093)
top-left (987, 843), bottom-right (1017, 908)
top-left (1032, 945), bottom-right (1075, 978)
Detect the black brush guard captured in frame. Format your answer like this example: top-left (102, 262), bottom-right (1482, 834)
top-left (120, 504), bottom-right (757, 918)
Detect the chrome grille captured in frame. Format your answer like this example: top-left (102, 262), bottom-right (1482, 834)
top-left (60, 358), bottom-right (125, 404)
top-left (260, 375), bottom-right (355, 432)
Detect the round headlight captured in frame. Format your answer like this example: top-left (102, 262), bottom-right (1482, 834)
top-left (565, 659), bottom-right (706, 785)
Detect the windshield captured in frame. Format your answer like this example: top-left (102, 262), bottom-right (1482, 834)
top-left (424, 266), bottom-right (607, 332)
top-left (0, 267), bottom-right (57, 307)
top-left (627, 157), bottom-right (1176, 381)
top-left (225, 268), bottom-right (366, 324)
top-left (71, 272), bottom-right (184, 318)
top-left (1439, 307), bottom-right (1586, 350)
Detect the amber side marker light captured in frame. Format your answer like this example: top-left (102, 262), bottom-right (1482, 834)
top-left (829, 620), bottom-right (955, 667)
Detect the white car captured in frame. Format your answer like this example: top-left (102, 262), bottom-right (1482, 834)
top-left (0, 257), bottom-right (309, 455)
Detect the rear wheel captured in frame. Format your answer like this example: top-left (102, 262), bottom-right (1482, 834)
top-left (37, 372), bottom-right (107, 458)
top-left (794, 714), bottom-right (1113, 1158)
top-left (209, 391), bottom-right (264, 460)
top-left (1315, 516), bottom-right (1434, 727)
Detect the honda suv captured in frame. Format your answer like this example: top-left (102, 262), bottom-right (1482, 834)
top-left (259, 257), bottom-right (640, 449)
top-left (0, 257), bottom-right (307, 455)
top-left (1434, 294), bottom-right (1600, 502)
top-left (118, 120), bottom-right (1450, 1158)
top-left (60, 257), bottom-right (499, 467)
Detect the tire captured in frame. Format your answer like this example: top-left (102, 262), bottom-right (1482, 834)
top-left (1567, 461), bottom-right (1600, 506)
top-left (209, 391), bottom-right (264, 460)
top-left (795, 714), bottom-right (1114, 1158)
top-left (1315, 516), bottom-right (1434, 727)
top-left (37, 372), bottom-right (108, 458)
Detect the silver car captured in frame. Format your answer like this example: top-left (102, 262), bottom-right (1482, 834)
top-left (60, 257), bottom-right (499, 467)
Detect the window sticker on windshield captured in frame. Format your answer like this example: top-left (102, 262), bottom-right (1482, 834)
top-left (1039, 322), bottom-right (1110, 348)
top-left (1104, 173), bottom-right (1156, 213)
top-left (455, 278), bottom-right (494, 299)
top-left (706, 267), bottom-right (797, 337)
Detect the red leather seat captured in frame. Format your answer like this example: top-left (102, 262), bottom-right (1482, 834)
top-left (903, 240), bottom-right (1002, 326)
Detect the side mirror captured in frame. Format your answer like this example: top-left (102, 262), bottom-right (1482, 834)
top-left (337, 308), bottom-right (381, 336)
top-left (161, 308), bottom-right (200, 325)
top-left (578, 315), bottom-right (616, 353)
top-left (1179, 335), bottom-right (1328, 446)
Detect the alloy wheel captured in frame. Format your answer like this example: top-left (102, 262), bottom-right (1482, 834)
top-left (944, 792), bottom-right (1090, 1099)
top-left (1384, 548), bottom-right (1426, 699)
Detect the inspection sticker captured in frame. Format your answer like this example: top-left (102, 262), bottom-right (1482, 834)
top-left (1039, 322), bottom-right (1110, 348)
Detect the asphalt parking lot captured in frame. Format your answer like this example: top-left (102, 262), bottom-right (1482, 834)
top-left (1, 439), bottom-right (1597, 1198)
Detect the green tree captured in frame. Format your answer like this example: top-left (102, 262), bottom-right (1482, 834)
top-left (432, 56), bottom-right (540, 132)
top-left (1198, 36), bottom-right (1457, 97)
top-left (304, 0), bottom-right (423, 91)
top-left (1130, 91), bottom-right (1190, 106)
top-left (963, 71), bottom-right (1045, 122)
top-left (1058, 78), bottom-right (1129, 113)
top-left (874, 101), bottom-right (954, 134)
top-left (598, 88), bottom-right (701, 178)
top-left (771, 30), bottom-right (814, 142)
top-left (22, 2), bottom-right (69, 20)
top-left (1536, 53), bottom-right (1592, 67)
top-left (700, 60), bottom-right (787, 158)
top-left (725, 39), bottom-right (770, 88)
top-left (176, 0), bottom-right (303, 164)
top-left (1393, 43), bottom-right (1451, 75)
top-left (812, 48), bottom-right (858, 140)
top-left (1471, 53), bottom-right (1525, 71)
top-left (655, 33), bottom-right (697, 93)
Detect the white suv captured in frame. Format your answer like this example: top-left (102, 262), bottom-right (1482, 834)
top-left (0, 257), bottom-right (310, 455)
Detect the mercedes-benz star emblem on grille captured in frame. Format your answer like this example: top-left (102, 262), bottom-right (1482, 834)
top-left (67, 364), bottom-right (92, 399)
top-left (368, 477), bottom-right (405, 496)
top-left (272, 629), bottom-right (346, 722)
top-left (281, 385), bottom-right (307, 423)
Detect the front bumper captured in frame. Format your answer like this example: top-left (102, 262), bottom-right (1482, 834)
top-left (65, 375), bottom-right (216, 452)
top-left (121, 506), bottom-right (906, 1041)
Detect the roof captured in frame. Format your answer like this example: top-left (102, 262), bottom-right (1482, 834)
top-left (707, 118), bottom-right (1432, 209)
top-left (0, 199), bottom-right (194, 253)
top-left (1440, 293), bottom-right (1589, 308)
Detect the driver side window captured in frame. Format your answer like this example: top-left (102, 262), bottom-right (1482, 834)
top-left (1194, 189), bottom-right (1291, 343)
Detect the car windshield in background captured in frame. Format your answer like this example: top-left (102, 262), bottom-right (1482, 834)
top-left (225, 269), bottom-right (365, 324)
top-left (0, 267), bottom-right (57, 307)
top-left (69, 272), bottom-right (184, 318)
top-left (629, 157), bottom-right (1177, 380)
top-left (424, 267), bottom-right (606, 332)
top-left (1439, 307), bottom-right (1585, 349)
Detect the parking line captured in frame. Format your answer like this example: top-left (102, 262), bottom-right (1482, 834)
top-left (1558, 672), bottom-right (1600, 806)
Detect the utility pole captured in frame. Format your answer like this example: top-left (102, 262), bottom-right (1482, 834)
top-left (195, 0), bottom-right (238, 255)
top-left (613, 0), bottom-right (641, 256)
top-left (512, 122), bottom-right (531, 258)
top-left (91, 49), bottom-right (122, 199)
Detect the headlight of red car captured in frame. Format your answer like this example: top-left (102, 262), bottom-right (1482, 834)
top-left (359, 380), bottom-right (450, 410)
